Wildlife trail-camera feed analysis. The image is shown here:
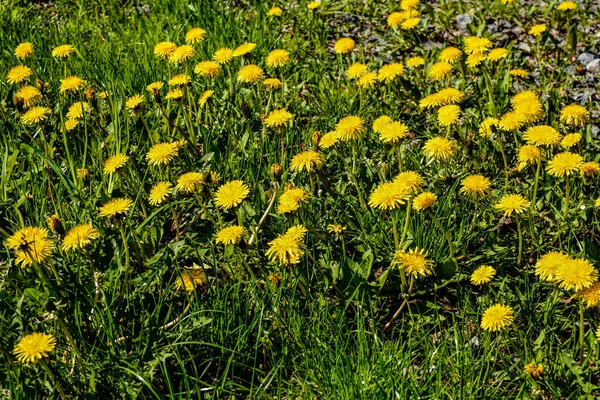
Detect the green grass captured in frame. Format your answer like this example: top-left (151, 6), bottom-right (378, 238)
top-left (1, 0), bottom-right (600, 398)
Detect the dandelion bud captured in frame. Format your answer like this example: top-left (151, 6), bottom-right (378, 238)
top-left (379, 162), bottom-right (390, 177)
top-left (311, 131), bottom-right (322, 148)
top-left (77, 168), bottom-right (89, 180)
top-left (84, 87), bottom-right (95, 101)
top-left (270, 163), bottom-right (283, 180)
top-left (36, 79), bottom-right (49, 93)
top-left (47, 214), bottom-right (64, 235)
top-left (14, 95), bottom-right (24, 107)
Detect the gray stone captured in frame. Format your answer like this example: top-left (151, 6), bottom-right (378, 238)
top-left (516, 42), bottom-right (531, 52)
top-left (572, 89), bottom-right (596, 104)
top-left (586, 59), bottom-right (600, 73)
top-left (456, 13), bottom-right (473, 29)
top-left (577, 52), bottom-right (596, 65)
top-left (592, 126), bottom-right (600, 140)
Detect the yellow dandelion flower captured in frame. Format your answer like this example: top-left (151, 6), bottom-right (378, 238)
top-left (387, 12), bottom-right (405, 28)
top-left (154, 42), bottom-right (177, 59)
top-left (214, 180), bottom-right (250, 210)
top-left (423, 136), bottom-right (454, 160)
top-left (460, 175), bottom-right (492, 198)
top-left (319, 131), bottom-right (339, 149)
top-left (546, 152), bottom-right (583, 177)
top-left (534, 251), bottom-right (570, 282)
top-left (266, 49), bottom-right (290, 68)
top-left (267, 6), bottom-right (283, 16)
top-left (412, 192), bottom-right (437, 211)
top-left (168, 74), bottom-right (191, 86)
top-left (21, 106), bottom-right (50, 125)
top-left (290, 150), bottom-right (325, 173)
top-left (76, 168), bottom-right (89, 179)
top-left (194, 61), bottom-right (222, 78)
top-left (64, 119), bottom-right (79, 131)
top-left (334, 38), bottom-right (355, 54)
top-left (466, 52), bottom-right (486, 68)
top-left (529, 24), bottom-right (546, 36)
top-left (393, 247), bottom-right (433, 278)
top-left (401, 17), bottom-right (420, 30)
top-left (176, 172), bottom-right (204, 193)
top-left (560, 104), bottom-right (589, 126)
top-left (509, 69), bottom-right (529, 78)
top-left (277, 186), bottom-right (309, 214)
top-left (487, 48), bottom-right (509, 62)
top-left (266, 225), bottom-right (307, 265)
top-left (199, 90), bottom-right (214, 106)
top-left (557, 1), bottom-right (577, 10)
top-left (146, 81), bottom-right (163, 95)
top-left (327, 224), bottom-right (346, 234)
top-left (393, 171), bottom-right (423, 193)
top-left (125, 94), bottom-right (144, 111)
top-left (165, 88), bottom-right (184, 100)
top-left (464, 37), bottom-right (493, 54)
top-left (494, 194), bottom-right (530, 216)
top-left (59, 75), bottom-right (85, 94)
top-left (437, 104), bottom-right (461, 126)
top-left (419, 88), bottom-right (465, 108)
top-left (523, 125), bottom-right (561, 146)
top-left (66, 101), bottom-right (91, 120)
top-left (379, 121), bottom-right (409, 144)
top-left (14, 85), bottom-right (41, 107)
top-left (232, 42), bottom-right (257, 58)
top-left (185, 27), bottom-right (207, 44)
top-left (479, 117), bottom-right (499, 137)
top-left (213, 47), bottom-right (234, 64)
top-left (335, 115), bottom-right (365, 141)
top-left (406, 56), bottom-right (425, 68)
top-left (61, 224), bottom-right (100, 252)
top-left (6, 227), bottom-right (53, 267)
top-left (439, 47), bottom-right (462, 63)
top-left (98, 198), bottom-right (133, 218)
top-left (237, 64), bottom-right (264, 83)
top-left (481, 304), bottom-right (514, 332)
top-left (401, 0), bottom-right (420, 9)
top-left (264, 108), bottom-right (294, 128)
top-left (175, 268), bottom-right (208, 292)
top-left (103, 153), bottom-right (129, 175)
top-left (13, 333), bottom-right (56, 364)
top-left (215, 225), bottom-right (247, 245)
top-left (377, 63), bottom-right (404, 82)
top-left (146, 143), bottom-right (179, 166)
top-left (517, 145), bottom-right (541, 171)
top-left (574, 282), bottom-right (600, 308)
top-left (358, 72), bottom-right (377, 88)
top-left (368, 181), bottom-right (411, 210)
top-left (595, 197), bottom-right (600, 208)
top-left (471, 265), bottom-right (496, 285)
top-left (149, 182), bottom-right (173, 206)
top-left (560, 133), bottom-right (582, 149)
top-left (498, 111), bottom-right (526, 131)
top-left (524, 363), bottom-right (544, 379)
top-left (7, 65), bottom-right (32, 84)
top-left (263, 78), bottom-right (282, 89)
top-left (308, 1), bottom-right (321, 9)
top-left (169, 45), bottom-right (195, 64)
top-left (15, 42), bottom-right (34, 59)
top-left (580, 161), bottom-right (600, 176)
top-left (428, 61), bottom-right (453, 80)
top-left (373, 115), bottom-right (393, 133)
top-left (555, 258), bottom-right (598, 291)
top-left (52, 44), bottom-right (75, 58)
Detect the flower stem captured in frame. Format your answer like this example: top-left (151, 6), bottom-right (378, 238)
top-left (392, 210), bottom-right (399, 250)
top-left (516, 218), bottom-right (523, 266)
top-left (40, 358), bottom-right (66, 399)
top-left (399, 199), bottom-right (412, 248)
top-left (564, 175), bottom-right (570, 218)
top-left (531, 157), bottom-right (541, 210)
top-left (580, 300), bottom-right (586, 361)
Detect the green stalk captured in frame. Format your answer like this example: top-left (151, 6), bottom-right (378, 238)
top-left (516, 218), bottom-right (523, 266)
top-left (40, 358), bottom-right (66, 399)
top-left (399, 198), bottom-right (412, 248)
top-left (531, 157), bottom-right (541, 209)
top-left (564, 174), bottom-right (570, 218)
top-left (580, 300), bottom-right (585, 361)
